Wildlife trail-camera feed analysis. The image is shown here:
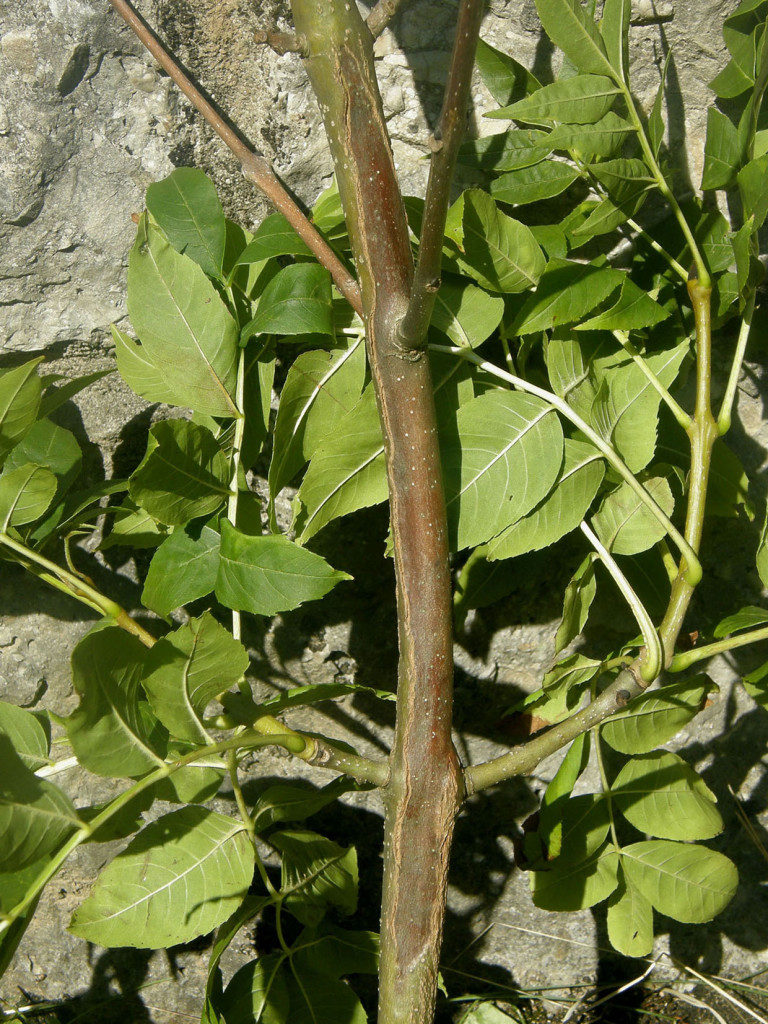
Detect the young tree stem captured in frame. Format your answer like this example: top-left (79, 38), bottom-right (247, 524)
top-left (288, 2), bottom-right (470, 1019)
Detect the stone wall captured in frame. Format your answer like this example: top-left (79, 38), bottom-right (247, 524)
top-left (2, 1), bottom-right (768, 1021)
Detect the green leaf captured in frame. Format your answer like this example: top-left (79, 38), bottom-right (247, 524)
top-left (431, 278), bottom-right (504, 349)
top-left (556, 554), bottom-right (597, 652)
top-left (601, 677), bottom-right (711, 754)
top-left (600, 0), bottom-right (631, 84)
top-left (142, 523), bottom-right (221, 616)
top-left (489, 74), bottom-right (619, 125)
top-left (66, 626), bottom-right (166, 778)
top-left (273, 829), bottom-right (358, 926)
top-left (460, 1004), bottom-right (522, 1024)
top-left (647, 51), bottom-right (671, 157)
top-left (547, 112), bottom-right (634, 160)
top-left (622, 840), bottom-right (738, 923)
top-left (588, 158), bottom-right (655, 204)
top-left (129, 419), bottom-right (230, 526)
top-left (442, 390), bottom-right (564, 551)
top-left (216, 520), bottom-right (351, 616)
top-left (221, 954), bottom-right (290, 1024)
top-left (512, 259), bottom-right (623, 334)
top-left (0, 463), bottom-right (57, 529)
top-left (0, 735), bottom-right (80, 870)
top-left (538, 733), bottom-right (591, 860)
top-left (531, 841), bottom-right (619, 911)
top-left (292, 922), bottom-right (379, 978)
top-left (452, 190), bottom-right (545, 293)
top-left (536, 652), bottom-right (603, 722)
top-left (737, 153), bottom-right (768, 228)
top-left (475, 37), bottom-right (541, 106)
top-left (247, 264), bottom-right (333, 337)
top-left (0, 359), bottom-right (43, 466)
top-left (69, 807), bottom-right (254, 948)
top-left (487, 438), bottom-right (604, 559)
top-left (146, 168), bottom-right (227, 281)
top-left (612, 751), bottom-right (723, 841)
top-left (142, 613), bottom-right (249, 744)
top-left (252, 779), bottom-right (356, 834)
top-left (0, 703), bottom-right (50, 773)
top-left (702, 108), bottom-right (741, 190)
top-left (710, 56), bottom-right (754, 98)
top-left (744, 658), bottom-right (768, 709)
top-left (534, 0), bottom-right (615, 77)
top-left (294, 384), bottom-right (387, 544)
top-left (571, 191), bottom-right (647, 238)
top-left (269, 337), bottom-right (367, 501)
top-left (489, 162), bottom-right (581, 205)
top-left (235, 212), bottom-right (313, 264)
top-left (459, 130), bottom-right (551, 174)
top-left (101, 498), bottom-right (168, 550)
top-left (576, 277), bottom-right (670, 331)
top-left (283, 970), bottom-right (368, 1024)
top-left (606, 870), bottom-right (654, 957)
top-left (591, 341), bottom-right (690, 473)
top-left (125, 216), bottom-right (239, 416)
top-left (5, 419), bottom-right (82, 494)
top-left (714, 605), bottom-right (768, 638)
top-left (592, 476), bottom-right (675, 555)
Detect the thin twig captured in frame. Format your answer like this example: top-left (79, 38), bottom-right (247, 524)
top-left (398, 0), bottom-right (485, 348)
top-left (107, 0), bottom-right (362, 316)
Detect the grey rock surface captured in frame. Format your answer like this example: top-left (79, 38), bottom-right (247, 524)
top-left (2, 0), bottom-right (767, 1021)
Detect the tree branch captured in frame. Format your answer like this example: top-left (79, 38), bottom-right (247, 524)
top-left (366, 0), bottom-right (411, 38)
top-left (107, 0), bottom-right (362, 316)
top-left (397, 0), bottom-right (485, 349)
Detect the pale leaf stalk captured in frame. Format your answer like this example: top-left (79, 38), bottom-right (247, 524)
top-left (594, 719), bottom-right (621, 851)
top-left (668, 625), bottom-right (768, 672)
top-left (580, 521), bottom-right (662, 681)
top-left (227, 348), bottom-right (247, 642)
top-left (429, 343), bottom-right (703, 582)
top-left (0, 530), bottom-right (156, 647)
top-left (612, 330), bottom-right (691, 430)
top-left (717, 291), bottom-right (755, 435)
top-left (618, 82), bottom-right (711, 287)
top-left (625, 217), bottom-right (688, 284)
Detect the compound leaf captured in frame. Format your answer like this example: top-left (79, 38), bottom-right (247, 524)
top-left (622, 840), bottom-right (738, 923)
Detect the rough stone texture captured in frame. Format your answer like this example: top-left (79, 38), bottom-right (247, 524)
top-left (2, 0), bottom-right (768, 1022)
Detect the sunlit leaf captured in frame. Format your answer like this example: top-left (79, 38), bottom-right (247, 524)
top-left (0, 463), bottom-right (57, 529)
top-left (0, 702), bottom-right (50, 772)
top-left (556, 553), bottom-right (597, 652)
top-left (269, 337), bottom-right (367, 501)
top-left (246, 264), bottom-right (334, 337)
top-left (702, 107), bottom-right (741, 189)
top-left (69, 807), bottom-right (254, 947)
top-left (489, 162), bottom-right (581, 205)
top-left (142, 523), bottom-right (221, 616)
top-left (452, 190), bottom-right (546, 292)
top-left (0, 359), bottom-right (43, 466)
top-left (125, 217), bottom-right (239, 416)
top-left (606, 870), bottom-right (654, 957)
top-left (592, 476), bottom-right (674, 555)
top-left (236, 212), bottom-right (313, 264)
top-left (547, 112), bottom-right (633, 160)
top-left (511, 259), bottom-right (623, 334)
top-left (576, 277), bottom-right (670, 331)
top-left (294, 384), bottom-right (387, 544)
top-left (531, 842), bottom-right (619, 911)
top-left (489, 74), bottom-right (619, 125)
top-left (431, 278), bottom-right (504, 349)
top-left (600, 677), bottom-right (712, 754)
top-left (475, 37), bottom-right (541, 106)
top-left (146, 168), bottom-right (227, 281)
top-left (487, 439), bottom-right (604, 559)
top-left (622, 840), bottom-right (738, 923)
top-left (442, 390), bottom-right (563, 551)
top-left (273, 830), bottom-right (358, 926)
top-left (216, 520), bottom-right (351, 616)
top-left (612, 751), bottom-right (723, 841)
top-left (713, 605), bottom-right (768, 638)
top-left (534, 0), bottom-right (615, 78)
top-left (66, 626), bottom-right (166, 778)
top-left (0, 735), bottom-right (80, 870)
top-left (129, 419), bottom-right (230, 526)
top-left (143, 612), bottom-right (250, 744)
